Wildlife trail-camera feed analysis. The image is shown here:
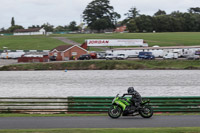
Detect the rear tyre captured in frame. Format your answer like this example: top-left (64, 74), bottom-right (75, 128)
top-left (108, 105), bottom-right (122, 119)
top-left (139, 106), bottom-right (153, 118)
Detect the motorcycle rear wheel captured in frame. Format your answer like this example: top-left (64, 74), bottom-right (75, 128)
top-left (108, 105), bottom-right (122, 119)
top-left (139, 106), bottom-right (153, 118)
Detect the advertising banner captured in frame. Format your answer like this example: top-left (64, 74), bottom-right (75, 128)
top-left (87, 39), bottom-right (145, 46)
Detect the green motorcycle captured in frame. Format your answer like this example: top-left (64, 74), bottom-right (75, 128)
top-left (108, 94), bottom-right (153, 119)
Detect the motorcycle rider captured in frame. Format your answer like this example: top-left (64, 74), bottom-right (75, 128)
top-left (122, 87), bottom-right (142, 112)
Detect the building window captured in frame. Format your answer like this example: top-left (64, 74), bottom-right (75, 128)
top-left (54, 53), bottom-right (58, 56)
top-left (72, 52), bottom-right (77, 56)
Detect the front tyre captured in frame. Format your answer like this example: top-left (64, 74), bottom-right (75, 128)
top-left (108, 105), bottom-right (122, 119)
top-left (139, 106), bottom-right (153, 118)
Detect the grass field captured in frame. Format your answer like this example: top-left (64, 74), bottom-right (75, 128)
top-left (51, 32), bottom-right (200, 47)
top-left (0, 35), bottom-right (64, 50)
top-left (0, 32), bottom-right (200, 50)
top-left (0, 127), bottom-right (200, 133)
top-left (1, 60), bottom-right (200, 71)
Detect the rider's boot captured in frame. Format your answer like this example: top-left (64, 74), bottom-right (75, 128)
top-left (135, 103), bottom-right (142, 110)
top-left (129, 105), bottom-right (136, 113)
top-left (123, 106), bottom-right (130, 116)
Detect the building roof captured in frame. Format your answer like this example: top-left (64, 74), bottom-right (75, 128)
top-left (51, 45), bottom-right (74, 52)
top-left (50, 45), bottom-right (88, 53)
top-left (14, 28), bottom-right (42, 33)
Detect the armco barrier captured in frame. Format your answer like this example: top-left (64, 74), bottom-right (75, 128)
top-left (68, 96), bottom-right (200, 113)
top-left (0, 97), bottom-right (68, 114)
top-left (0, 96), bottom-right (199, 114)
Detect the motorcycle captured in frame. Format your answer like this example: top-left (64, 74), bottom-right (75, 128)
top-left (108, 94), bottom-right (153, 119)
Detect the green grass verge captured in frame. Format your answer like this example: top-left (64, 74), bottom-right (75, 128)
top-left (0, 60), bottom-right (200, 71)
top-left (0, 127), bottom-right (200, 133)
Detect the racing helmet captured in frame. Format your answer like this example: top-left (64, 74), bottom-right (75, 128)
top-left (127, 87), bottom-right (134, 93)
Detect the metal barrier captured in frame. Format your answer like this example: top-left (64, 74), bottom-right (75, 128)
top-left (68, 96), bottom-right (200, 113)
top-left (0, 97), bottom-right (199, 114)
top-left (0, 97), bottom-right (68, 114)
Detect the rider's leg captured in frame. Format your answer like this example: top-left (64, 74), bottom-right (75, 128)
top-left (135, 100), bottom-right (142, 110)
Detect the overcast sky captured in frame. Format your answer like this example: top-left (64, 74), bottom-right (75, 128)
top-left (0, 0), bottom-right (199, 29)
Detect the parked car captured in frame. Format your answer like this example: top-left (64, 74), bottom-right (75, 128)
top-left (78, 54), bottom-right (91, 60)
top-left (186, 55), bottom-right (199, 60)
top-left (116, 54), bottom-right (127, 60)
top-left (163, 53), bottom-right (178, 59)
top-left (195, 51), bottom-right (200, 55)
top-left (97, 52), bottom-right (106, 59)
top-left (49, 55), bottom-right (56, 61)
top-left (138, 52), bottom-right (155, 60)
top-left (105, 53), bottom-right (114, 60)
top-left (89, 52), bottom-right (97, 59)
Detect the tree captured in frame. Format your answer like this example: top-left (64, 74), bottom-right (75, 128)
top-left (90, 19), bottom-right (110, 32)
top-left (188, 7), bottom-right (200, 14)
top-left (154, 9), bottom-right (166, 16)
top-left (123, 7), bottom-right (140, 32)
top-left (170, 11), bottom-right (185, 31)
top-left (41, 23), bottom-right (54, 32)
top-left (170, 11), bottom-right (183, 17)
top-left (11, 17), bottom-right (15, 26)
top-left (8, 25), bottom-right (24, 33)
top-left (153, 15), bottom-right (172, 32)
top-left (125, 7), bottom-right (140, 20)
top-left (183, 13), bottom-right (199, 31)
top-left (83, 0), bottom-right (120, 32)
top-left (126, 19), bottom-right (138, 32)
top-left (0, 27), bottom-right (5, 32)
top-left (28, 25), bottom-right (41, 29)
top-left (68, 21), bottom-right (79, 31)
top-left (54, 25), bottom-right (68, 32)
top-left (135, 15), bottom-right (153, 32)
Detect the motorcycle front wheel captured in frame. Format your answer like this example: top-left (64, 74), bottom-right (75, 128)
top-left (108, 105), bottom-right (122, 119)
top-left (139, 106), bottom-right (153, 118)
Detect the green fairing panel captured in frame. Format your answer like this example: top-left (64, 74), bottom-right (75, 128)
top-left (121, 99), bottom-right (131, 106)
top-left (114, 99), bottom-right (130, 110)
top-left (126, 98), bottom-right (131, 102)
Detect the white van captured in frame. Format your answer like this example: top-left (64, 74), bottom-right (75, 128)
top-left (163, 53), bottom-right (178, 59)
top-left (105, 53), bottom-right (114, 60)
top-left (0, 53), bottom-right (7, 59)
top-left (116, 54), bottom-right (128, 60)
top-left (186, 54), bottom-right (199, 60)
top-left (0, 52), bottom-right (25, 59)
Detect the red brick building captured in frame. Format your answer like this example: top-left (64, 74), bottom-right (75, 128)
top-left (115, 25), bottom-right (127, 33)
top-left (18, 55), bottom-right (49, 63)
top-left (49, 45), bottom-right (88, 61)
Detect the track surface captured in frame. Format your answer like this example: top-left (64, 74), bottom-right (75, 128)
top-left (0, 115), bottom-right (199, 129)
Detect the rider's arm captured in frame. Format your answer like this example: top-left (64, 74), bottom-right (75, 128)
top-left (122, 93), bottom-right (132, 97)
top-left (122, 92), bottom-right (137, 97)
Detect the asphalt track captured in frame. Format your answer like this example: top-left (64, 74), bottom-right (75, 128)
top-left (0, 115), bottom-right (199, 129)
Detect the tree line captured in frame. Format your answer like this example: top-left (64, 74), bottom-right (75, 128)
top-left (125, 7), bottom-right (200, 32)
top-left (0, 0), bottom-right (200, 33)
top-left (82, 0), bottom-right (200, 32)
top-left (0, 19), bottom-right (80, 33)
